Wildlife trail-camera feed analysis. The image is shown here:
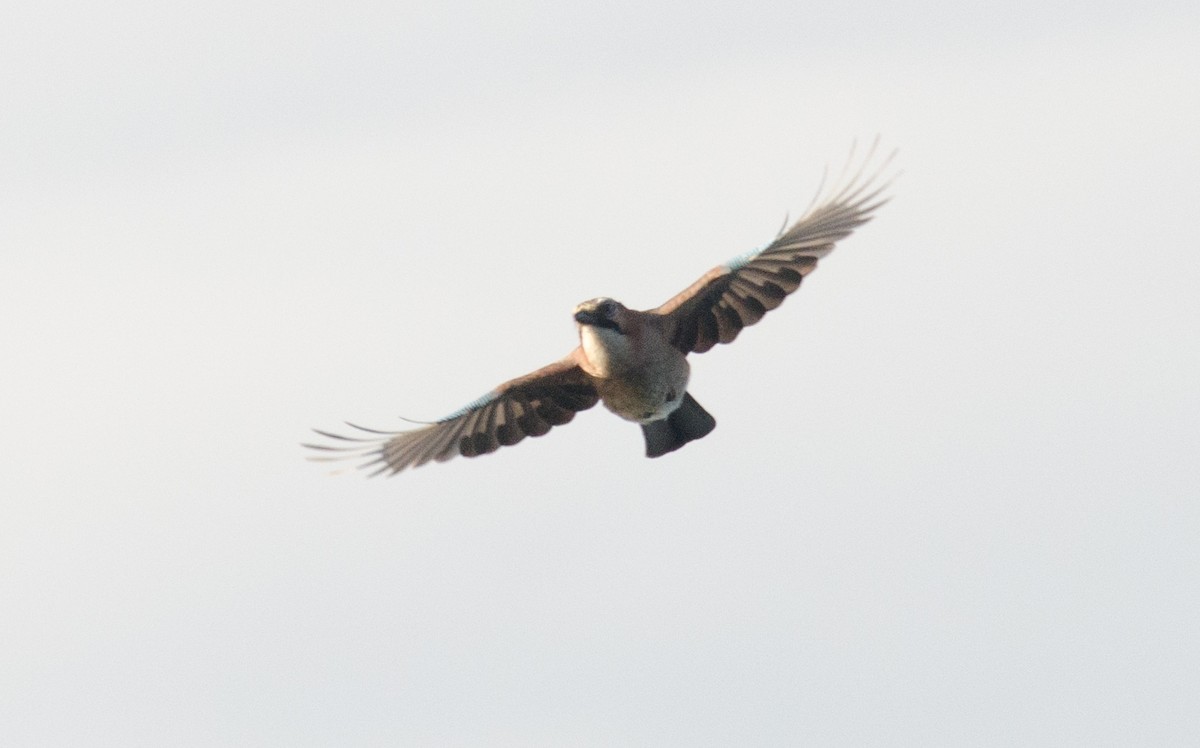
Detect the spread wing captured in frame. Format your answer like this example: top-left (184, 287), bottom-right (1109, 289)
top-left (653, 143), bottom-right (895, 354)
top-left (304, 354), bottom-right (599, 477)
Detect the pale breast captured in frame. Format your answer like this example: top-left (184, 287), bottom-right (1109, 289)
top-left (579, 325), bottom-right (628, 378)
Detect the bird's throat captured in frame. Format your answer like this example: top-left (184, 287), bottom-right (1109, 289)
top-left (579, 325), bottom-right (634, 378)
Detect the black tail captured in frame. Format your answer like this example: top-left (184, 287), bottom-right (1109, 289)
top-left (641, 392), bottom-right (717, 458)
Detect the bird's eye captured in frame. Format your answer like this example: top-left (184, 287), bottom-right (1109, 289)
top-left (599, 301), bottom-right (614, 317)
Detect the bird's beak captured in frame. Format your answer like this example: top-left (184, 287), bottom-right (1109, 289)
top-left (574, 310), bottom-right (599, 326)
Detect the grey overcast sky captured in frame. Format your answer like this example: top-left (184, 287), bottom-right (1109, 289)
top-left (3, 0), bottom-right (1199, 745)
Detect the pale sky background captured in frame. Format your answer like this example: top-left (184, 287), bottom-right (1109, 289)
top-left (3, 1), bottom-right (1199, 745)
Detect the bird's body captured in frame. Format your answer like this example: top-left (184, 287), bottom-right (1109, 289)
top-left (592, 359), bottom-right (687, 425)
top-left (571, 297), bottom-right (713, 456)
top-left (306, 143), bottom-right (895, 476)
top-left (575, 299), bottom-right (689, 424)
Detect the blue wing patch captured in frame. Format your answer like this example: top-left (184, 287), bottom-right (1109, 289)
top-left (439, 391), bottom-right (498, 422)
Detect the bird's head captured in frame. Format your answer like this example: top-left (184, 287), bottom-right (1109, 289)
top-left (573, 297), bottom-right (638, 377)
top-left (573, 297), bottom-right (628, 334)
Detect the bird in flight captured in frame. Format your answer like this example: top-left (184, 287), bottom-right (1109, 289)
top-left (306, 143), bottom-right (894, 477)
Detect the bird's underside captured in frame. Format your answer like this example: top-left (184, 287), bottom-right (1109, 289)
top-left (305, 141), bottom-right (895, 477)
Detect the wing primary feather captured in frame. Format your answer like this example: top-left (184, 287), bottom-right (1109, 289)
top-left (409, 421), bottom-right (458, 467)
top-left (426, 404), bottom-right (483, 462)
top-left (396, 415), bottom-right (437, 425)
top-left (802, 163), bottom-right (830, 220)
top-left (342, 422), bottom-right (401, 436)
